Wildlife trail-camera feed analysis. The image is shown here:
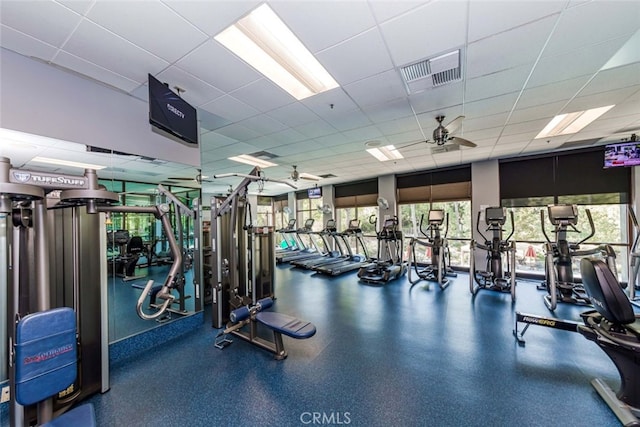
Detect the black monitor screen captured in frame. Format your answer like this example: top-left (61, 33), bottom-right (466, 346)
top-left (286, 219), bottom-right (296, 228)
top-left (308, 187), bottom-right (322, 199)
top-left (485, 207), bottom-right (506, 225)
top-left (604, 141), bottom-right (640, 168)
top-left (548, 204), bottom-right (577, 223)
top-left (148, 74), bottom-right (198, 145)
top-left (304, 218), bottom-right (315, 228)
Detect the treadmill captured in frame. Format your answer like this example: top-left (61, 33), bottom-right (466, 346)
top-left (314, 219), bottom-right (370, 276)
top-left (276, 218), bottom-right (320, 264)
top-left (291, 219), bottom-right (344, 269)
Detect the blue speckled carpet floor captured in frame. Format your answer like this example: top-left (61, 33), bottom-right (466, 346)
top-left (88, 266), bottom-right (628, 426)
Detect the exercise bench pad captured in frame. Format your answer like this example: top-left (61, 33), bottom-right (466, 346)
top-left (14, 307), bottom-right (77, 406)
top-left (255, 312), bottom-right (316, 339)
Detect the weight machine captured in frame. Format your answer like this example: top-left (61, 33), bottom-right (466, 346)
top-left (407, 209), bottom-right (456, 290)
top-left (540, 204), bottom-right (617, 311)
top-left (0, 157), bottom-right (117, 426)
top-left (469, 206), bottom-right (516, 300)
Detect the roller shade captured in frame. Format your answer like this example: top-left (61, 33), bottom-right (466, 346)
top-left (334, 179), bottom-right (378, 207)
top-left (397, 166), bottom-right (471, 203)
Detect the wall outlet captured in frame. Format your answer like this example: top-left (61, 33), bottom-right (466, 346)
top-left (1, 386), bottom-right (9, 403)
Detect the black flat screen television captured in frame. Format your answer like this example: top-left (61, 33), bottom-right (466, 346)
top-left (148, 73), bottom-right (198, 145)
top-left (604, 141), bottom-right (640, 168)
top-left (308, 187), bottom-right (322, 199)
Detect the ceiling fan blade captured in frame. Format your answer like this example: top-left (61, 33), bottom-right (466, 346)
top-left (450, 136), bottom-right (477, 148)
top-left (398, 140), bottom-right (429, 149)
top-left (300, 175), bottom-right (320, 181)
top-left (444, 115), bottom-right (465, 134)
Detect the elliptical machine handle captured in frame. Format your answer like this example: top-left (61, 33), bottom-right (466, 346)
top-left (577, 208), bottom-right (596, 246)
top-left (476, 211), bottom-right (489, 243)
top-left (505, 210), bottom-right (515, 242)
top-left (541, 209), bottom-right (552, 243)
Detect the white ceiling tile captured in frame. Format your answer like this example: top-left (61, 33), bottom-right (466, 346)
top-left (517, 75), bottom-right (590, 109)
top-left (409, 82), bottom-right (465, 115)
top-left (273, 1), bottom-right (377, 54)
top-left (303, 89), bottom-right (357, 117)
top-left (267, 103), bottom-right (320, 128)
top-left (362, 99), bottom-right (413, 124)
top-left (177, 39), bottom-right (261, 93)
top-left (57, 1), bottom-right (94, 15)
top-left (580, 63), bottom-right (640, 97)
top-left (529, 36), bottom-right (630, 87)
top-left (464, 92), bottom-right (522, 118)
top-left (86, 1), bottom-right (208, 63)
top-left (462, 113), bottom-right (510, 132)
top-left (163, 0), bottom-right (260, 37)
top-left (323, 109), bottom-right (373, 133)
top-left (236, 114), bottom-right (288, 136)
top-left (369, 1), bottom-right (425, 24)
top-left (343, 69), bottom-right (407, 107)
top-left (467, 0), bottom-right (564, 42)
top-left (317, 28), bottom-right (394, 86)
top-left (465, 64), bottom-right (532, 102)
top-left (466, 16), bottom-right (557, 79)
top-left (379, 1), bottom-right (468, 66)
top-left (211, 124), bottom-right (261, 144)
top-left (62, 20), bottom-right (168, 82)
top-left (508, 101), bottom-right (566, 125)
top-left (154, 67), bottom-right (225, 107)
top-left (230, 78), bottom-right (295, 113)
top-left (502, 119), bottom-right (550, 136)
top-left (564, 87), bottom-right (636, 113)
top-left (542, 1), bottom-right (640, 58)
top-left (200, 95), bottom-right (260, 123)
top-left (0, 25), bottom-right (58, 61)
top-left (0, 0), bottom-right (82, 47)
top-left (53, 51), bottom-right (140, 93)
top-left (294, 120), bottom-right (338, 139)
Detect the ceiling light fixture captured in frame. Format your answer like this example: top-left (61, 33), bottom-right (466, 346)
top-left (228, 154), bottom-right (278, 168)
top-left (535, 105), bottom-right (615, 139)
top-left (366, 145), bottom-right (404, 162)
top-left (299, 172), bottom-right (323, 181)
top-left (31, 156), bottom-right (106, 170)
top-left (215, 4), bottom-right (339, 100)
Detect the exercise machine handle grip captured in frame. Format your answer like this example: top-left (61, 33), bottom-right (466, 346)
top-left (136, 280), bottom-right (175, 321)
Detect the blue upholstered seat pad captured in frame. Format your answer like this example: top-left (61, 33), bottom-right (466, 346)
top-left (14, 308), bottom-right (77, 406)
top-left (43, 403), bottom-right (96, 427)
top-left (255, 312), bottom-right (316, 339)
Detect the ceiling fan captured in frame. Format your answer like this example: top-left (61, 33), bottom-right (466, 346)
top-left (289, 165), bottom-right (321, 182)
top-left (403, 115), bottom-right (477, 149)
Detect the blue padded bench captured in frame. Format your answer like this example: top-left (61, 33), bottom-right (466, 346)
top-left (255, 312), bottom-right (316, 339)
top-left (14, 307), bottom-right (96, 427)
top-left (219, 298), bottom-right (316, 360)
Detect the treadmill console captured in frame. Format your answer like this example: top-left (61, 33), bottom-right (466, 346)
top-left (428, 209), bottom-right (444, 224)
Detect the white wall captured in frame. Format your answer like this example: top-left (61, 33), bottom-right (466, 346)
top-left (471, 160), bottom-right (500, 265)
top-left (0, 48), bottom-right (199, 167)
top-left (377, 174), bottom-right (396, 222)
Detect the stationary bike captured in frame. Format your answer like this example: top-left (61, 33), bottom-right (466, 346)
top-left (408, 209), bottom-right (456, 290)
top-left (469, 206), bottom-right (516, 301)
top-left (540, 204), bottom-right (618, 311)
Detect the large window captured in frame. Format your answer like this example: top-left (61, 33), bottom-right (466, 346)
top-left (399, 200), bottom-right (472, 267)
top-left (256, 196), bottom-right (273, 226)
top-left (500, 148), bottom-right (631, 281)
top-left (336, 206), bottom-right (379, 258)
top-left (296, 197), bottom-right (323, 231)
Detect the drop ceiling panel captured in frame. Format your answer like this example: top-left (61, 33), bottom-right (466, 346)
top-left (200, 95), bottom-right (259, 123)
top-left (154, 66), bottom-right (225, 108)
top-left (0, 26), bottom-right (59, 61)
top-left (343, 70), bottom-right (407, 108)
top-left (466, 16), bottom-right (557, 79)
top-left (176, 39), bottom-right (261, 93)
top-left (0, 1), bottom-right (81, 47)
top-left (211, 123), bottom-right (261, 143)
top-left (465, 64), bottom-right (532, 102)
top-left (86, 1), bottom-right (208, 63)
top-left (467, 0), bottom-right (564, 42)
top-left (542, 1), bottom-right (640, 58)
top-left (294, 120), bottom-right (338, 139)
top-left (379, 1), bottom-right (468, 66)
top-left (369, 1), bottom-right (424, 23)
top-left (316, 28), bottom-right (394, 86)
top-left (235, 114), bottom-right (288, 136)
top-left (53, 51), bottom-right (140, 93)
top-left (321, 109), bottom-right (373, 133)
top-left (462, 113), bottom-right (510, 132)
top-left (508, 101), bottom-right (566, 124)
top-left (463, 92), bottom-right (520, 118)
top-left (63, 20), bottom-right (169, 82)
top-left (164, 0), bottom-right (260, 37)
top-left (565, 87), bottom-right (635, 112)
top-left (528, 36), bottom-right (630, 87)
top-left (267, 103), bottom-right (320, 128)
top-left (273, 1), bottom-right (377, 54)
top-left (517, 75), bottom-right (590, 109)
top-left (57, 1), bottom-right (93, 15)
top-left (409, 82), bottom-right (465, 115)
top-left (580, 63), bottom-right (640, 97)
top-left (230, 78), bottom-right (295, 113)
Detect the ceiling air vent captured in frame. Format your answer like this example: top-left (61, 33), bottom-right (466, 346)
top-left (400, 49), bottom-right (462, 94)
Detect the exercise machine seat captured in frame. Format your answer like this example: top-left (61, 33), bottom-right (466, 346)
top-left (580, 258), bottom-right (636, 325)
top-left (579, 258), bottom-right (640, 424)
top-left (14, 307), bottom-right (96, 427)
top-left (255, 311), bottom-right (317, 339)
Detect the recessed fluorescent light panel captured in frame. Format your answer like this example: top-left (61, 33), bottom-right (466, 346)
top-left (215, 4), bottom-right (339, 100)
top-left (299, 172), bottom-right (323, 181)
top-left (31, 156), bottom-right (106, 170)
top-left (535, 105), bottom-right (615, 139)
top-left (366, 145), bottom-right (404, 162)
top-left (228, 154), bottom-right (278, 168)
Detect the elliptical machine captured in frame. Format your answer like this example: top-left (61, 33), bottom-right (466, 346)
top-left (357, 216), bottom-right (407, 284)
top-left (540, 204), bottom-right (618, 311)
top-left (469, 207), bottom-right (516, 300)
top-left (627, 206), bottom-right (640, 305)
top-left (408, 209), bottom-right (456, 290)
